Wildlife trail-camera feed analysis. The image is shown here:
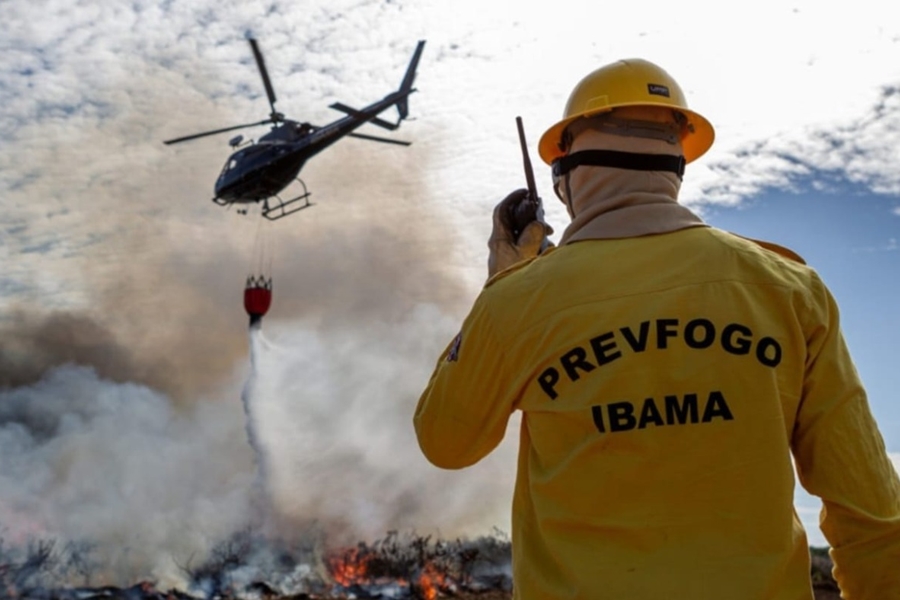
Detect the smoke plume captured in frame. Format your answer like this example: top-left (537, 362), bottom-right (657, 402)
top-left (0, 364), bottom-right (256, 587)
top-left (1, 32), bottom-right (519, 589)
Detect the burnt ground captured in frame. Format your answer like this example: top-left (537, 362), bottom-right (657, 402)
top-left (0, 533), bottom-right (842, 600)
top-left (1, 582), bottom-right (842, 599)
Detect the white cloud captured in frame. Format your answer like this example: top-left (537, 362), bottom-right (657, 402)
top-left (852, 236), bottom-right (899, 253)
top-left (6, 0), bottom-right (897, 295)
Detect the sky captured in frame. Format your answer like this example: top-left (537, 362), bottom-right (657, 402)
top-left (1, 0), bottom-right (899, 578)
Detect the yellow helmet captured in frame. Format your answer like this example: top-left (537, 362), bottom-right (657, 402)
top-left (538, 58), bottom-right (714, 165)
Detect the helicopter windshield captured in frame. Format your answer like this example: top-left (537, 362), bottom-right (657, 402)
top-left (219, 147), bottom-right (255, 177)
top-left (219, 157), bottom-right (238, 177)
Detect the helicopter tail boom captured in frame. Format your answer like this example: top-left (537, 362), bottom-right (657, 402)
top-left (330, 102), bottom-right (399, 130)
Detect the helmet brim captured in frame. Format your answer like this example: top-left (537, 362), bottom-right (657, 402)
top-left (538, 103), bottom-right (715, 165)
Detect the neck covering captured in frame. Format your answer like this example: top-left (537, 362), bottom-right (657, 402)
top-left (558, 128), bottom-right (707, 245)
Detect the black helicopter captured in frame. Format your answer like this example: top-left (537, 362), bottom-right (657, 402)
top-left (164, 39), bottom-right (426, 220)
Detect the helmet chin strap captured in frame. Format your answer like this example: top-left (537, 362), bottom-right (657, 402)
top-left (553, 150), bottom-right (686, 180)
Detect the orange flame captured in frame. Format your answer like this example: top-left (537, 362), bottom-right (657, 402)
top-left (328, 547), bottom-right (449, 597)
top-left (417, 562), bottom-right (447, 600)
top-left (327, 547), bottom-right (371, 587)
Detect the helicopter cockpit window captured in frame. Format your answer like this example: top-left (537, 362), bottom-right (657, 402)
top-left (219, 156), bottom-right (239, 178)
top-left (220, 147), bottom-right (254, 175)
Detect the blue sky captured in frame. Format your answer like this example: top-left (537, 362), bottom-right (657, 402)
top-left (705, 186), bottom-right (900, 445)
top-left (0, 0), bottom-right (899, 566)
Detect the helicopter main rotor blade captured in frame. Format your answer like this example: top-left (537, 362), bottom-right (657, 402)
top-left (348, 132), bottom-right (411, 146)
top-left (163, 119), bottom-right (274, 145)
top-left (249, 38), bottom-right (278, 117)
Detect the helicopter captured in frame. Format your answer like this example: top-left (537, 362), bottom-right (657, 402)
top-left (164, 38), bottom-right (426, 220)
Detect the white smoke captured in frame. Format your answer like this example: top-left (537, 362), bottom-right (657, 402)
top-left (0, 365), bottom-right (256, 587)
top-left (0, 299), bottom-right (521, 590)
top-left (245, 304), bottom-right (519, 546)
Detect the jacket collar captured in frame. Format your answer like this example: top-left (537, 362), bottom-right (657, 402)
top-left (557, 129), bottom-right (707, 245)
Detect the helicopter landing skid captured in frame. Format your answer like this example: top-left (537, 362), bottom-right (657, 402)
top-left (261, 180), bottom-right (313, 221)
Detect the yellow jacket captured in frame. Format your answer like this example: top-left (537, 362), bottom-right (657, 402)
top-left (414, 227), bottom-right (900, 599)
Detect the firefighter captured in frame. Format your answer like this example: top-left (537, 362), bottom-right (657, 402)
top-left (414, 58), bottom-right (900, 599)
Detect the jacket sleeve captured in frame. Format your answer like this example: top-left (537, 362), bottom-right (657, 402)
top-left (792, 272), bottom-right (900, 599)
top-left (413, 293), bottom-right (516, 470)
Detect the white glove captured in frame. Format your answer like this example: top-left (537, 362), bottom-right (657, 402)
top-left (487, 189), bottom-right (554, 278)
